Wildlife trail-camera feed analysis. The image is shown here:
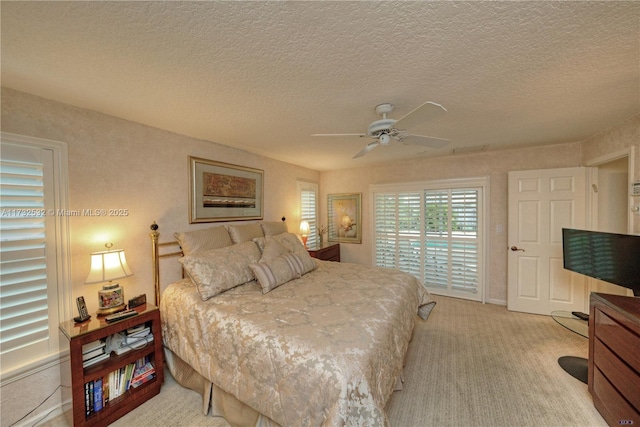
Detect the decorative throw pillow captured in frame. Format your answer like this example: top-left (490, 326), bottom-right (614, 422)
top-left (271, 232), bottom-right (306, 253)
top-left (260, 221), bottom-right (288, 236)
top-left (260, 238), bottom-right (291, 261)
top-left (174, 226), bottom-right (233, 256)
top-left (226, 223), bottom-right (265, 243)
top-left (179, 241), bottom-right (261, 300)
top-left (252, 236), bottom-right (267, 253)
top-left (250, 251), bottom-right (317, 294)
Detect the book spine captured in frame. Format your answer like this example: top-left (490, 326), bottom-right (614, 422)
top-left (93, 377), bottom-right (103, 412)
top-left (103, 375), bottom-right (109, 404)
top-left (88, 381), bottom-right (94, 414)
top-left (84, 382), bottom-right (91, 416)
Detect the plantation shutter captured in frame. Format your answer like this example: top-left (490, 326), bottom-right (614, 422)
top-left (0, 136), bottom-right (67, 377)
top-left (372, 179), bottom-right (485, 302)
top-left (0, 145), bottom-right (52, 356)
top-left (424, 189), bottom-right (480, 295)
top-left (374, 192), bottom-right (422, 276)
top-left (298, 181), bottom-right (318, 247)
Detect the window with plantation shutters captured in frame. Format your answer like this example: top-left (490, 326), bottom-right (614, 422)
top-left (374, 192), bottom-right (422, 276)
top-left (297, 181), bottom-right (318, 247)
top-left (1, 134), bottom-right (70, 380)
top-left (372, 178), bottom-right (487, 302)
top-left (424, 189), bottom-right (480, 296)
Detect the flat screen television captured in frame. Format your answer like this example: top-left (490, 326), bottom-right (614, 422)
top-left (562, 228), bottom-right (640, 297)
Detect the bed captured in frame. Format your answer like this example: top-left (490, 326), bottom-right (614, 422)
top-left (151, 221), bottom-right (436, 427)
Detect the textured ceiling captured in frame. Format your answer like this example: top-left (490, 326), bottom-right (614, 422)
top-left (2, 1), bottom-right (639, 171)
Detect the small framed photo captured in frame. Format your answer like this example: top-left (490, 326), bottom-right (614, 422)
top-left (327, 193), bottom-right (362, 244)
top-left (189, 156), bottom-right (264, 223)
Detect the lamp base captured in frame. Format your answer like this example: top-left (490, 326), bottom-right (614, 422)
top-left (96, 303), bottom-right (127, 316)
top-left (97, 283), bottom-right (125, 316)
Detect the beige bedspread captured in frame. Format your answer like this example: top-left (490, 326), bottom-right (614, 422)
top-left (161, 260), bottom-right (434, 427)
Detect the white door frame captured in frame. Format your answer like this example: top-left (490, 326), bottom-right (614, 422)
top-left (585, 146), bottom-right (635, 234)
top-left (584, 146), bottom-right (635, 297)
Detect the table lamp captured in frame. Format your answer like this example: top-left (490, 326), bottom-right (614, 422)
top-left (299, 220), bottom-right (310, 248)
top-left (85, 243), bottom-right (132, 315)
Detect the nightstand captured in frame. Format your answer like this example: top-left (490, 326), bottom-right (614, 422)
top-left (307, 242), bottom-right (340, 262)
top-left (59, 304), bottom-right (164, 426)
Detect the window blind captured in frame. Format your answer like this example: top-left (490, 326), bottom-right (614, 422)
top-left (0, 155), bottom-right (50, 355)
top-left (372, 180), bottom-right (484, 301)
top-left (424, 189), bottom-right (480, 296)
top-left (298, 182), bottom-right (318, 247)
top-left (374, 192), bottom-right (422, 276)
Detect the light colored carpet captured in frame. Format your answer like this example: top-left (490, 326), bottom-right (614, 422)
top-left (42, 295), bottom-right (606, 427)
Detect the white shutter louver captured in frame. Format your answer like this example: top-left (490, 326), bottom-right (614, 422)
top-left (373, 181), bottom-right (484, 302)
top-left (0, 155), bottom-right (50, 355)
top-left (298, 182), bottom-right (318, 247)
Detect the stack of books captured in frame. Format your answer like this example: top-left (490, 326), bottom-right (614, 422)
top-left (129, 359), bottom-right (156, 388)
top-left (112, 324), bottom-right (154, 356)
top-left (82, 339), bottom-right (108, 368)
top-left (84, 356), bottom-right (156, 415)
top-left (84, 377), bottom-right (106, 416)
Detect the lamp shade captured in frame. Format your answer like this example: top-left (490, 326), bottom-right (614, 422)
top-left (299, 220), bottom-right (310, 236)
top-left (85, 249), bottom-right (132, 284)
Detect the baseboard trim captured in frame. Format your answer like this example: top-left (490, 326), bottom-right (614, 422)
top-left (15, 402), bottom-right (65, 427)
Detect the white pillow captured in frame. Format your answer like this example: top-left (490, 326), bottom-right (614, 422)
top-left (180, 241), bottom-right (261, 300)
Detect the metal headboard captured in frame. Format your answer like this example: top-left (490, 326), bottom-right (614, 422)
top-left (149, 222), bottom-right (183, 306)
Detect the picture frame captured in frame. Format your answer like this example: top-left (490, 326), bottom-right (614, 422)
top-left (189, 156), bottom-right (264, 223)
top-left (327, 193), bottom-right (362, 244)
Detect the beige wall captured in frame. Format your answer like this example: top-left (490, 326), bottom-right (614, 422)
top-left (581, 115), bottom-right (640, 235)
top-left (1, 85), bottom-right (638, 424)
top-left (0, 87), bottom-right (319, 425)
top-left (321, 143), bottom-right (587, 304)
top-left (320, 115), bottom-right (640, 304)
top-left (2, 87), bottom-right (320, 314)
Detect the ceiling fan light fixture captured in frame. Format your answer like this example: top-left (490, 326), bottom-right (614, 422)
top-left (313, 100), bottom-right (449, 159)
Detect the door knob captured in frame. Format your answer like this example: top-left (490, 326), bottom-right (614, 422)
top-left (510, 246), bottom-right (525, 252)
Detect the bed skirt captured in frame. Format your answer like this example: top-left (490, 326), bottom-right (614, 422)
top-left (164, 345), bottom-right (408, 427)
top-left (164, 347), bottom-right (282, 427)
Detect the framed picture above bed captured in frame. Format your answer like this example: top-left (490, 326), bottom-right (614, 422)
top-left (327, 193), bottom-right (362, 244)
top-left (189, 156), bottom-right (264, 223)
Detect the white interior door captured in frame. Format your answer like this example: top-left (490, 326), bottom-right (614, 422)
top-left (507, 167), bottom-right (587, 315)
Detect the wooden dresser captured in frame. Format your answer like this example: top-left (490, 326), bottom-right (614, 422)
top-left (588, 293), bottom-right (640, 427)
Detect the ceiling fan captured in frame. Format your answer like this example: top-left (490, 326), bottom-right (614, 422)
top-left (312, 101), bottom-right (449, 158)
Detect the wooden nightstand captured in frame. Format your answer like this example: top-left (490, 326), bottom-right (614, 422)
top-left (59, 304), bottom-right (164, 426)
top-left (307, 242), bottom-right (340, 262)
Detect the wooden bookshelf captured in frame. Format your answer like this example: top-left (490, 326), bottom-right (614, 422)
top-left (59, 304), bottom-right (164, 426)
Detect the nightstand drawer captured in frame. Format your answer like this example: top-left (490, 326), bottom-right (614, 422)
top-left (321, 245), bottom-right (340, 260)
top-left (307, 243), bottom-right (340, 262)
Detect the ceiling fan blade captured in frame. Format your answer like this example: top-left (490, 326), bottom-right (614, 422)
top-left (393, 101), bottom-right (447, 131)
top-left (401, 134), bottom-right (450, 149)
top-left (353, 141), bottom-right (379, 159)
top-left (311, 133), bottom-right (366, 137)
